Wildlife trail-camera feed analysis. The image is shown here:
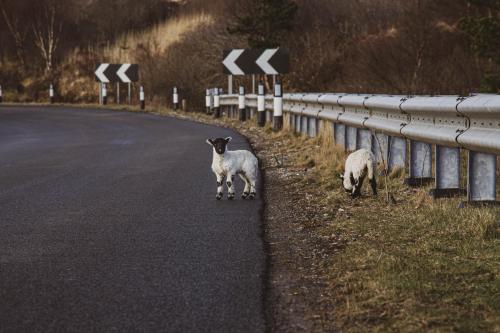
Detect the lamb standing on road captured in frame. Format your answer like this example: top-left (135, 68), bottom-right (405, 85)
top-left (341, 148), bottom-right (377, 198)
top-left (206, 137), bottom-right (258, 200)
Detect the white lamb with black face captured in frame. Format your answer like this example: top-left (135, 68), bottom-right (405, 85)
top-left (340, 149), bottom-right (377, 198)
top-left (206, 137), bottom-right (258, 200)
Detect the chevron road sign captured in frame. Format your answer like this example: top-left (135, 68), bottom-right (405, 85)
top-left (223, 49), bottom-right (289, 75)
top-left (95, 64), bottom-right (139, 83)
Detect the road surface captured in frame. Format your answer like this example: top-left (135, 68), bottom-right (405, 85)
top-left (0, 106), bottom-right (265, 332)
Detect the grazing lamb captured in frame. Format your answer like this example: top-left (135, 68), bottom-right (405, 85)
top-left (206, 137), bottom-right (258, 200)
top-left (340, 149), bottom-right (377, 198)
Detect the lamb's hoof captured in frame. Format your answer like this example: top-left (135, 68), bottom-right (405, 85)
top-left (228, 193), bottom-right (235, 200)
top-left (216, 193), bottom-right (223, 200)
top-left (249, 192), bottom-right (256, 199)
top-left (242, 192), bottom-right (250, 199)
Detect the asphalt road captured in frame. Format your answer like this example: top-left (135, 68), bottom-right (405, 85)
top-left (0, 106), bottom-right (266, 332)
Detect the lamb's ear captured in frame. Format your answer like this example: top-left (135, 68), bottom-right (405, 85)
top-left (225, 136), bottom-right (232, 142)
top-left (206, 139), bottom-right (214, 146)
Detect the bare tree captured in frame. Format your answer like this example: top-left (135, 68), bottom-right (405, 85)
top-left (32, 0), bottom-right (62, 74)
top-left (0, 1), bottom-right (28, 69)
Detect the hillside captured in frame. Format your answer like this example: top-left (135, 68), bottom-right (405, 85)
top-left (0, 0), bottom-right (498, 104)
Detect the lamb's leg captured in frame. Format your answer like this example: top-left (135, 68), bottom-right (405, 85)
top-left (249, 179), bottom-right (257, 199)
top-left (216, 174), bottom-right (224, 200)
top-left (369, 177), bottom-right (377, 196)
top-left (226, 173), bottom-right (236, 200)
top-left (248, 171), bottom-right (257, 199)
top-left (352, 176), bottom-right (364, 198)
top-left (239, 174), bottom-right (250, 198)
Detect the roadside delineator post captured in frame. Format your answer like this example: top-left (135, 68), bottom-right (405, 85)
top-left (239, 86), bottom-right (246, 122)
top-left (405, 140), bottom-right (434, 186)
top-left (273, 81), bottom-right (283, 131)
top-left (102, 83), bottom-right (107, 105)
top-left (466, 151), bottom-right (498, 205)
top-left (213, 88), bottom-right (220, 118)
top-left (49, 84), bottom-right (54, 104)
top-left (140, 86), bottom-right (145, 110)
top-left (205, 89), bottom-right (211, 114)
top-left (0, 85), bottom-right (3, 103)
top-left (257, 82), bottom-right (266, 127)
top-left (173, 87), bottom-right (179, 111)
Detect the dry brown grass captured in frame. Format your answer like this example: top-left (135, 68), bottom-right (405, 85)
top-left (103, 13), bottom-right (214, 62)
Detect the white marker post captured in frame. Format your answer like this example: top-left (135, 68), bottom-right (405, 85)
top-left (173, 87), bottom-right (179, 111)
top-left (257, 82), bottom-right (266, 127)
top-left (213, 87), bottom-right (220, 118)
top-left (102, 83), bottom-right (107, 105)
top-left (49, 84), bottom-right (54, 104)
top-left (0, 85), bottom-right (3, 103)
top-left (140, 86), bottom-right (145, 110)
top-left (239, 86), bottom-right (246, 122)
top-left (205, 89), bottom-right (211, 114)
top-left (273, 81), bottom-right (283, 131)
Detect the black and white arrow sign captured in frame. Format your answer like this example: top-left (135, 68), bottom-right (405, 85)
top-left (95, 63), bottom-right (139, 83)
top-left (223, 49), bottom-right (289, 75)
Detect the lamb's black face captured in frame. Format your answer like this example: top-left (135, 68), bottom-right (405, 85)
top-left (207, 137), bottom-right (231, 155)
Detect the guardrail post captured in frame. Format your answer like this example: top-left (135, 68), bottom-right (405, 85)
top-left (405, 140), bottom-right (433, 186)
top-left (295, 114), bottom-right (301, 133)
top-left (140, 86), bottom-right (145, 110)
top-left (465, 151), bottom-right (498, 205)
top-left (0, 85), bottom-right (3, 103)
top-left (49, 84), bottom-right (54, 104)
top-left (334, 123), bottom-right (347, 149)
top-left (301, 110), bottom-right (308, 136)
top-left (388, 136), bottom-right (406, 170)
top-left (266, 109), bottom-right (273, 124)
top-left (372, 133), bottom-right (389, 166)
top-left (289, 110), bottom-right (295, 129)
top-left (308, 116), bottom-right (318, 138)
top-left (356, 128), bottom-right (372, 150)
top-left (213, 88), bottom-right (220, 118)
top-left (273, 81), bottom-right (283, 131)
top-left (239, 86), bottom-right (246, 121)
top-left (102, 83), bottom-right (107, 105)
top-left (346, 126), bottom-right (357, 151)
top-left (429, 146), bottom-right (464, 198)
top-left (246, 107), bottom-right (251, 120)
top-left (205, 89), bottom-right (211, 114)
top-left (257, 83), bottom-right (266, 127)
top-left (173, 87), bottom-right (179, 111)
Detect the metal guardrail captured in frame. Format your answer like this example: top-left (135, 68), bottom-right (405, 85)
top-left (214, 91), bottom-right (499, 204)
